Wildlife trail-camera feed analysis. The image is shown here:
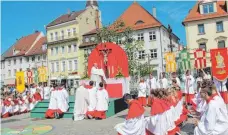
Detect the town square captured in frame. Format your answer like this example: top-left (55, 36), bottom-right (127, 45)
top-left (1, 0), bottom-right (228, 135)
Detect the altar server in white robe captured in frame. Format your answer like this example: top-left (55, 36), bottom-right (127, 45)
top-left (170, 72), bottom-right (181, 87)
top-left (86, 81), bottom-right (97, 119)
top-left (182, 70), bottom-right (195, 104)
top-left (194, 85), bottom-right (228, 135)
top-left (138, 78), bottom-right (147, 107)
top-left (73, 82), bottom-right (89, 121)
top-left (115, 93), bottom-right (145, 135)
top-left (43, 83), bottom-right (51, 100)
top-left (95, 82), bottom-right (109, 120)
top-left (38, 83), bottom-right (44, 100)
top-left (30, 84), bottom-right (37, 97)
top-left (157, 72), bottom-right (168, 89)
top-left (56, 85), bottom-right (69, 113)
top-left (213, 78), bottom-right (228, 104)
top-left (147, 74), bottom-right (157, 91)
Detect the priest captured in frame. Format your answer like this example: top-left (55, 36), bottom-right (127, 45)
top-left (91, 63), bottom-right (107, 88)
top-left (73, 81), bottom-right (89, 121)
top-left (114, 93), bottom-right (145, 135)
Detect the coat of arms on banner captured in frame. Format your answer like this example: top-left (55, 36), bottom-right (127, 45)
top-left (194, 49), bottom-right (206, 69)
top-left (165, 52), bottom-right (176, 73)
top-left (210, 48), bottom-right (228, 81)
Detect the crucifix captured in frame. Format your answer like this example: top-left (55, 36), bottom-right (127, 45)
top-left (99, 44), bottom-right (112, 78)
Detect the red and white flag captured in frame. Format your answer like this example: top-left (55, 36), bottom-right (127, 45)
top-left (194, 49), bottom-right (206, 69)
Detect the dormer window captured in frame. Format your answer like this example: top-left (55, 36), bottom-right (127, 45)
top-left (203, 3), bottom-right (214, 14)
top-left (135, 20), bottom-right (144, 25)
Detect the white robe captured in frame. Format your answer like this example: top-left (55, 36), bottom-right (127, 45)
top-left (194, 97), bottom-right (228, 135)
top-left (115, 115), bottom-right (145, 135)
top-left (138, 82), bottom-right (147, 97)
top-left (38, 86), bottom-right (44, 99)
top-left (147, 78), bottom-right (157, 90)
top-left (157, 78), bottom-right (169, 89)
top-left (96, 89), bottom-right (109, 111)
top-left (91, 67), bottom-right (107, 88)
top-left (88, 87), bottom-right (97, 111)
top-left (56, 88), bottom-right (69, 112)
top-left (48, 90), bottom-right (58, 110)
top-left (74, 86), bottom-right (89, 121)
top-left (213, 78), bottom-right (227, 92)
top-left (43, 87), bottom-right (51, 100)
top-left (30, 88), bottom-right (37, 96)
top-left (183, 75), bottom-right (195, 94)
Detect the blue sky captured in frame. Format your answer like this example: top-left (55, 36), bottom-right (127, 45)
top-left (1, 1), bottom-right (196, 54)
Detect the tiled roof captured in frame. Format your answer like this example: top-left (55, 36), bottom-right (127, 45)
top-left (3, 32), bottom-right (41, 58)
top-left (79, 42), bottom-right (97, 48)
top-left (25, 37), bottom-right (47, 56)
top-left (183, 1), bottom-right (228, 23)
top-left (83, 28), bottom-right (98, 36)
top-left (46, 10), bottom-right (85, 27)
top-left (112, 2), bottom-right (162, 31)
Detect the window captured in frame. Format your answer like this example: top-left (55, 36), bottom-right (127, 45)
top-left (73, 44), bottom-right (77, 52)
top-left (55, 47), bottom-right (58, 55)
top-left (43, 55), bottom-right (46, 60)
top-left (203, 3), bottom-right (214, 14)
top-left (51, 63), bottom-right (54, 73)
top-left (8, 70), bottom-right (11, 77)
top-left (61, 30), bottom-right (64, 39)
top-left (14, 69), bottom-right (16, 76)
top-left (68, 60), bottom-right (72, 71)
top-left (32, 56), bottom-right (35, 62)
top-left (20, 58), bottom-right (22, 64)
top-left (74, 60), bottom-right (78, 71)
top-left (137, 33), bottom-right (144, 41)
top-left (51, 48), bottom-right (54, 55)
top-left (8, 60), bottom-right (11, 66)
top-left (216, 21), bottom-right (223, 32)
top-left (56, 62), bottom-right (59, 72)
top-left (26, 57), bottom-right (29, 62)
top-left (73, 28), bottom-right (76, 36)
top-left (150, 49), bottom-right (157, 59)
top-left (198, 24), bottom-right (205, 34)
top-left (218, 40), bottom-right (225, 48)
top-left (38, 56), bottom-right (40, 61)
top-left (85, 38), bottom-right (89, 42)
top-left (149, 31), bottom-right (156, 40)
top-left (138, 50), bottom-right (145, 60)
top-left (55, 32), bottom-right (58, 40)
top-left (62, 61), bottom-right (66, 71)
top-left (68, 45), bottom-right (71, 53)
top-left (68, 29), bottom-right (71, 37)
top-left (14, 59), bottom-right (16, 65)
top-left (62, 46), bottom-right (65, 54)
top-left (50, 33), bottom-right (53, 41)
top-left (199, 43), bottom-right (206, 51)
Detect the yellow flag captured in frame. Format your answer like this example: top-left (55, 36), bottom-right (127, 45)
top-left (16, 71), bottom-right (25, 93)
top-left (165, 52), bottom-right (177, 73)
top-left (38, 66), bottom-right (47, 82)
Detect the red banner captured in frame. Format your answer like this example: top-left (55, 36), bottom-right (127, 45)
top-left (210, 48), bottom-right (228, 81)
top-left (194, 49), bottom-right (206, 69)
top-left (27, 70), bottom-right (33, 85)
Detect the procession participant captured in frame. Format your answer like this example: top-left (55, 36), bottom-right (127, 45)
top-left (12, 96), bottom-right (20, 115)
top-left (138, 78), bottom-right (147, 106)
top-left (170, 72), bottom-right (181, 87)
top-left (157, 72), bottom-right (169, 89)
top-left (194, 84), bottom-right (228, 135)
top-left (43, 82), bottom-right (50, 100)
top-left (1, 95), bottom-right (12, 118)
top-left (73, 81), bottom-right (89, 121)
top-left (38, 83), bottom-right (44, 100)
top-left (30, 89), bottom-right (42, 111)
top-left (182, 70), bottom-right (195, 105)
top-left (91, 63), bottom-right (107, 88)
top-left (86, 81), bottom-right (97, 119)
top-left (114, 93), bottom-right (145, 135)
top-left (95, 82), bottom-right (109, 120)
top-left (213, 78), bottom-right (228, 105)
top-left (45, 84), bottom-right (58, 119)
top-left (147, 74), bottom-right (157, 106)
top-left (30, 84), bottom-right (37, 97)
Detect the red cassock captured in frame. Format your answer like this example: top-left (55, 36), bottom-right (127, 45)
top-left (94, 111), bottom-right (106, 119)
top-left (2, 99), bottom-right (11, 118)
top-left (34, 93), bottom-right (42, 101)
top-left (138, 97), bottom-right (147, 106)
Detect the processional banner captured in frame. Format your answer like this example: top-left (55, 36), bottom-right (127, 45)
top-left (194, 49), bottom-right (206, 69)
top-left (16, 71), bottom-right (25, 93)
top-left (179, 49), bottom-right (191, 72)
top-left (33, 68), bottom-right (39, 84)
top-left (210, 48), bottom-right (228, 81)
top-left (164, 52), bottom-right (176, 73)
top-left (27, 70), bottom-right (33, 85)
top-left (38, 66), bottom-right (47, 82)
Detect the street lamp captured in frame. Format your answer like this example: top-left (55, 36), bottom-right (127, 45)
top-left (167, 24), bottom-right (174, 52)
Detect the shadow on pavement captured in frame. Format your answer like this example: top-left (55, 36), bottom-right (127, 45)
top-left (116, 115), bottom-right (127, 119)
top-left (1, 119), bottom-right (21, 124)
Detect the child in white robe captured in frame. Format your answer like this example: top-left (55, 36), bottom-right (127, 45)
top-left (138, 78), bottom-right (147, 106)
top-left (86, 81), bottom-right (97, 119)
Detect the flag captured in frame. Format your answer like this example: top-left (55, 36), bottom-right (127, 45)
top-left (16, 71), bottom-right (25, 93)
top-left (38, 66), bottom-right (47, 82)
top-left (210, 48), bottom-right (228, 81)
top-left (164, 52), bottom-right (176, 73)
top-left (33, 68), bottom-right (39, 84)
top-left (179, 49), bottom-right (191, 72)
top-left (27, 70), bottom-right (33, 85)
top-left (194, 49), bottom-right (206, 69)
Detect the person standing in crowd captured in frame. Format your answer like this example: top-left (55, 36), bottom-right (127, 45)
top-left (86, 81), bottom-right (97, 119)
top-left (183, 70), bottom-right (195, 105)
top-left (38, 83), bottom-right (44, 100)
top-left (170, 72), bottom-right (181, 87)
top-left (73, 82), bottom-right (89, 121)
top-left (95, 82), bottom-right (109, 120)
top-left (147, 74), bottom-right (157, 106)
top-left (138, 78), bottom-right (147, 107)
top-left (43, 82), bottom-right (50, 100)
top-left (157, 72), bottom-right (168, 89)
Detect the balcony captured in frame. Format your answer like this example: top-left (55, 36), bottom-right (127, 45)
top-left (47, 33), bottom-right (78, 45)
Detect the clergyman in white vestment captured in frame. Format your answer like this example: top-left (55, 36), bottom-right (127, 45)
top-left (91, 63), bottom-right (107, 88)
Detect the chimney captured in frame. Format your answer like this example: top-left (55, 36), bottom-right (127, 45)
top-left (152, 6), bottom-right (156, 18)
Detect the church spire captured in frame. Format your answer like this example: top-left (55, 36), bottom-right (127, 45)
top-left (86, 0), bottom-right (99, 9)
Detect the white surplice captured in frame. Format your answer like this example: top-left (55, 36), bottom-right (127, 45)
top-left (43, 86), bottom-right (51, 100)
top-left (56, 88), bottom-right (69, 112)
top-left (157, 78), bottom-right (169, 89)
top-left (147, 78), bottom-right (157, 90)
top-left (30, 88), bottom-right (37, 96)
top-left (194, 97), bottom-right (228, 135)
top-left (96, 88), bottom-right (109, 111)
top-left (91, 67), bottom-right (107, 87)
top-left (138, 82), bottom-right (147, 98)
top-left (183, 75), bottom-right (195, 94)
top-left (48, 90), bottom-right (58, 110)
top-left (88, 87), bottom-right (97, 112)
top-left (213, 78), bottom-right (227, 92)
top-left (74, 86), bottom-right (89, 121)
top-left (115, 115), bottom-right (145, 135)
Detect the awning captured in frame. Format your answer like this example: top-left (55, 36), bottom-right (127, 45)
top-left (68, 75), bottom-right (81, 79)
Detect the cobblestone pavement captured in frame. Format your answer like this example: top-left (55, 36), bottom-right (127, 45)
top-left (1, 107), bottom-right (195, 135)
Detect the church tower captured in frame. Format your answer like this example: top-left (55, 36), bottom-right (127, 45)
top-left (86, 0), bottom-right (99, 9)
